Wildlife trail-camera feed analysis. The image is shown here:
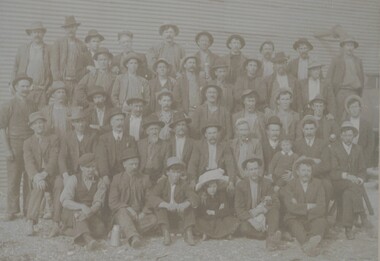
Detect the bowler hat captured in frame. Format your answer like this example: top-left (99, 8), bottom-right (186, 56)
top-left (142, 114), bottom-right (165, 129)
top-left (93, 47), bottom-right (113, 60)
top-left (195, 31), bottom-right (214, 46)
top-left (12, 73), bottom-right (33, 89)
top-left (47, 81), bottom-right (66, 98)
top-left (166, 157), bottom-right (186, 170)
top-left (78, 153), bottom-right (96, 167)
top-left (308, 60), bottom-right (324, 70)
top-left (153, 58), bottom-right (172, 72)
top-left (159, 22), bottom-right (179, 36)
top-left (226, 34), bottom-right (245, 49)
top-left (84, 29), bottom-right (104, 43)
top-left (340, 37), bottom-right (359, 49)
top-left (340, 121), bottom-right (358, 136)
top-left (61, 16), bottom-right (81, 28)
top-left (195, 168), bottom-right (228, 191)
top-left (28, 111), bottom-right (46, 126)
top-left (292, 156), bottom-right (315, 173)
top-left (106, 107), bottom-right (126, 124)
top-left (122, 52), bottom-right (141, 68)
top-left (120, 148), bottom-right (140, 162)
top-left (26, 21), bottom-right (46, 35)
top-left (118, 31), bottom-right (133, 40)
top-left (201, 121), bottom-right (222, 135)
top-left (344, 94), bottom-right (362, 112)
top-left (169, 112), bottom-right (192, 129)
top-left (266, 116), bottom-right (282, 127)
top-left (243, 57), bottom-right (262, 70)
top-left (68, 107), bottom-right (88, 121)
top-left (87, 86), bottom-right (107, 101)
top-left (293, 38), bottom-right (313, 51)
top-left (241, 157), bottom-right (263, 170)
top-left (126, 96), bottom-right (146, 106)
top-left (271, 52), bottom-right (289, 64)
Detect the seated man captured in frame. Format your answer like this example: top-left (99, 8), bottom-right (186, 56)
top-left (283, 157), bottom-right (327, 257)
top-left (149, 157), bottom-right (199, 246)
top-left (235, 157), bottom-right (281, 251)
top-left (60, 153), bottom-right (107, 251)
top-left (109, 148), bottom-right (157, 248)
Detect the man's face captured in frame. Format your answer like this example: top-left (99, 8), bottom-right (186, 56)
top-left (297, 163), bottom-right (312, 183)
top-left (167, 166), bottom-right (183, 184)
top-left (343, 42), bottom-right (355, 55)
top-left (266, 124), bottom-right (281, 140)
top-left (297, 44), bottom-right (310, 59)
top-left (184, 58), bottom-right (197, 72)
top-left (275, 62), bottom-right (287, 75)
top-left (206, 182), bottom-right (218, 196)
top-left (30, 29), bottom-right (45, 44)
top-left (204, 127), bottom-right (219, 145)
top-left (303, 123), bottom-right (317, 139)
top-left (162, 27), bottom-right (176, 43)
top-left (126, 59), bottom-right (139, 73)
top-left (119, 35), bottom-right (133, 52)
top-left (31, 119), bottom-right (46, 135)
top-left (348, 101), bottom-right (361, 118)
top-left (312, 102), bottom-right (325, 117)
top-left (146, 125), bottom-right (160, 140)
top-left (80, 165), bottom-right (96, 180)
top-left (96, 54), bottom-right (110, 70)
top-left (110, 114), bottom-right (125, 132)
top-left (130, 101), bottom-right (144, 117)
top-left (261, 43), bottom-right (274, 60)
top-left (246, 61), bottom-right (258, 75)
top-left (243, 96), bottom-right (256, 113)
top-left (88, 37), bottom-right (101, 52)
top-left (52, 89), bottom-right (67, 103)
top-left (236, 122), bottom-right (250, 141)
top-left (158, 95), bottom-right (173, 111)
top-left (93, 94), bottom-right (106, 107)
top-left (156, 62), bottom-right (168, 77)
top-left (197, 35), bottom-right (210, 51)
top-left (309, 67), bottom-right (321, 80)
top-left (64, 25), bottom-right (78, 38)
top-left (277, 93), bottom-right (292, 109)
top-left (205, 87), bottom-right (218, 103)
top-left (229, 38), bottom-right (242, 52)
top-left (123, 157), bottom-right (139, 176)
top-left (15, 79), bottom-right (31, 97)
top-left (341, 129), bottom-right (355, 145)
top-left (174, 121), bottom-right (188, 137)
top-left (281, 140), bottom-right (292, 153)
top-left (214, 68), bottom-right (226, 80)
top-left (72, 118), bottom-right (87, 133)
top-left (245, 161), bottom-right (261, 182)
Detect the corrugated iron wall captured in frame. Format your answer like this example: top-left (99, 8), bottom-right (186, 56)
top-left (0, 0), bottom-right (379, 192)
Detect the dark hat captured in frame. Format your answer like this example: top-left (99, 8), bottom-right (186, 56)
top-left (142, 114), bottom-right (165, 129)
top-left (242, 157), bottom-right (263, 170)
top-left (293, 38), bottom-right (313, 51)
top-left (93, 47), bottom-right (113, 60)
top-left (84, 29), bottom-right (104, 43)
top-left (120, 148), bottom-right (140, 162)
top-left (28, 111), bottom-right (46, 126)
top-left (180, 55), bottom-right (198, 70)
top-left (344, 94), bottom-right (362, 112)
top-left (340, 121), bottom-right (358, 136)
top-left (169, 112), bottom-right (192, 129)
top-left (340, 37), bottom-right (359, 49)
top-left (266, 116), bottom-right (282, 127)
top-left (308, 60), bottom-right (324, 70)
top-left (195, 168), bottom-right (228, 191)
top-left (153, 58), bottom-right (172, 72)
top-left (201, 84), bottom-right (222, 101)
top-left (243, 57), bottom-right (262, 70)
top-left (12, 73), bottom-right (33, 89)
top-left (47, 81), bottom-right (66, 98)
top-left (241, 89), bottom-right (260, 101)
top-left (78, 153), bottom-right (96, 168)
top-left (156, 88), bottom-right (173, 101)
top-left (61, 16), bottom-right (81, 28)
top-left (195, 31), bottom-right (214, 46)
top-left (201, 121), bottom-right (222, 135)
top-left (166, 157), bottom-right (186, 171)
top-left (292, 156), bottom-right (315, 173)
top-left (68, 107), bottom-right (88, 121)
top-left (159, 22), bottom-right (179, 36)
top-left (122, 52), bottom-right (141, 68)
top-left (259, 40), bottom-right (275, 53)
top-left (87, 86), bottom-right (107, 101)
top-left (274, 87), bottom-right (293, 101)
top-left (106, 107), bottom-right (126, 124)
top-left (300, 114), bottom-right (319, 128)
top-left (226, 34), bottom-right (245, 49)
top-left (26, 21), bottom-right (46, 35)
top-left (271, 52), bottom-right (289, 64)
top-left (118, 30), bottom-right (133, 40)
top-left (309, 94), bottom-right (326, 105)
top-left (126, 96), bottom-right (146, 106)
top-left (210, 59), bottom-right (228, 79)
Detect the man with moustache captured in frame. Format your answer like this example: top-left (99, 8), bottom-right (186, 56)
top-left (147, 23), bottom-right (186, 78)
top-left (84, 30), bottom-right (104, 67)
top-left (153, 89), bottom-right (177, 141)
top-left (287, 38), bottom-right (314, 80)
top-left (194, 31), bottom-right (219, 82)
top-left (222, 34), bottom-right (247, 84)
top-left (261, 116), bottom-right (282, 176)
top-left (0, 74), bottom-right (37, 221)
top-left (112, 31), bottom-right (151, 79)
top-left (87, 86), bottom-right (112, 135)
top-left (326, 37), bottom-right (364, 120)
top-left (257, 41), bottom-right (275, 78)
top-left (13, 22), bottom-right (51, 109)
top-left (124, 96), bottom-right (146, 141)
top-left (23, 112), bottom-right (59, 235)
top-left (50, 16), bottom-right (90, 105)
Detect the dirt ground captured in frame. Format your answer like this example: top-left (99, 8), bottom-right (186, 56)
top-left (0, 181), bottom-right (378, 261)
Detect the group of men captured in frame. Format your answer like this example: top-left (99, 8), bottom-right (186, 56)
top-left (0, 15), bottom-right (375, 257)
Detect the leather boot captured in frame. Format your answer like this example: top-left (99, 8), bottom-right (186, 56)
top-left (185, 227), bottom-right (195, 246)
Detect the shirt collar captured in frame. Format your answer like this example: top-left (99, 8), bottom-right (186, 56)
top-left (281, 151), bottom-right (293, 156)
top-left (342, 142), bottom-right (352, 151)
top-left (113, 131), bottom-right (123, 140)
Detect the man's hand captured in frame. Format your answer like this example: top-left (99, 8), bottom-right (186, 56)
top-left (103, 176), bottom-right (110, 186)
top-left (219, 203), bottom-right (225, 210)
top-left (127, 207), bottom-right (138, 220)
top-left (206, 210), bottom-right (215, 216)
top-left (87, 65), bottom-right (97, 75)
top-left (281, 170), bottom-right (293, 182)
top-left (89, 124), bottom-right (101, 130)
top-left (81, 204), bottom-right (92, 216)
top-left (177, 201), bottom-right (190, 213)
top-left (326, 113), bottom-right (335, 120)
top-left (36, 179), bottom-right (47, 190)
top-left (227, 181), bottom-right (235, 192)
top-left (307, 203), bottom-right (317, 210)
top-left (138, 212), bottom-right (145, 220)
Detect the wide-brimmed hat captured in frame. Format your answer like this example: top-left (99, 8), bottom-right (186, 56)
top-left (292, 156), bottom-right (315, 173)
top-left (152, 58), bottom-right (172, 72)
top-left (126, 96), bottom-right (146, 106)
top-left (93, 47), bottom-right (113, 60)
top-left (241, 89), bottom-right (260, 102)
top-left (243, 57), bottom-right (262, 70)
top-left (180, 55), bottom-right (198, 70)
top-left (84, 29), bottom-right (104, 43)
top-left (293, 38), bottom-right (313, 51)
top-left (142, 114), bottom-right (165, 129)
top-left (159, 22), bottom-right (179, 36)
top-left (166, 157), bottom-right (186, 170)
top-left (241, 157), bottom-right (263, 170)
top-left (309, 94), bottom-right (326, 105)
top-left (28, 111), bottom-right (46, 126)
top-left (78, 153), bottom-right (96, 168)
top-left (201, 84), bottom-right (222, 100)
top-left (117, 30), bottom-right (133, 40)
top-left (106, 107), bottom-right (126, 124)
top-left (308, 60), bottom-right (324, 70)
top-left (265, 116), bottom-right (282, 128)
top-left (69, 107), bottom-right (88, 121)
top-left (340, 37), bottom-right (359, 49)
top-left (87, 86), bottom-right (107, 101)
top-left (156, 88), bottom-right (173, 101)
top-left (300, 114), bottom-right (319, 128)
top-left (226, 34), bottom-right (245, 49)
top-left (26, 21), bottom-right (46, 35)
top-left (340, 121), bottom-right (358, 136)
top-left (210, 59), bottom-right (228, 79)
top-left (120, 148), bottom-right (140, 162)
top-left (169, 112), bottom-right (192, 129)
top-left (259, 40), bottom-right (275, 53)
top-left (122, 52), bottom-right (141, 68)
top-left (274, 87), bottom-right (293, 101)
top-left (201, 121), bottom-right (223, 135)
top-left (195, 168), bottom-right (228, 191)
top-left (47, 81), bottom-right (66, 98)
top-left (195, 31), bottom-right (214, 46)
top-left (344, 94), bottom-right (362, 112)
top-left (61, 16), bottom-right (81, 28)
top-left (12, 73), bottom-right (33, 89)
top-left (271, 52), bottom-right (289, 64)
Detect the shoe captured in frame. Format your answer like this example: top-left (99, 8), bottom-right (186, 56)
top-left (2, 213), bottom-right (15, 222)
top-left (86, 240), bottom-right (100, 251)
top-left (26, 220), bottom-right (35, 236)
top-left (227, 234), bottom-right (233, 240)
top-left (130, 236), bottom-right (143, 249)
top-left (266, 231), bottom-right (281, 251)
top-left (184, 228), bottom-right (195, 246)
top-left (281, 231), bottom-right (294, 242)
top-left (48, 223), bottom-right (61, 238)
top-left (302, 235), bottom-right (321, 257)
top-left (345, 227), bottom-right (355, 240)
top-left (201, 234), bottom-right (208, 241)
top-left (163, 229), bottom-right (171, 246)
top-left (43, 211), bottom-right (53, 220)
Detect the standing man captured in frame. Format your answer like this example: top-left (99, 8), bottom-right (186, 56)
top-left (222, 34), bottom-right (247, 84)
top-left (13, 21), bottom-right (51, 109)
top-left (84, 29), bottom-right (104, 67)
top-left (257, 41), bottom-right (275, 78)
top-left (0, 74), bottom-right (37, 221)
top-left (194, 31), bottom-right (219, 82)
top-left (147, 23), bottom-right (186, 77)
top-left (326, 37), bottom-right (364, 120)
top-left (287, 38), bottom-right (314, 80)
top-left (50, 16), bottom-right (90, 105)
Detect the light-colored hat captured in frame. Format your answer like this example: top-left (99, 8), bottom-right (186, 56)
top-left (28, 111), bottom-right (46, 126)
top-left (159, 22), bottom-right (179, 36)
top-left (340, 37), bottom-right (359, 49)
top-left (340, 121), bottom-right (358, 136)
top-left (195, 168), bottom-right (228, 191)
top-left (344, 94), bottom-right (362, 112)
top-left (309, 94), bottom-right (326, 105)
top-left (300, 114), bottom-right (319, 128)
top-left (156, 88), bottom-right (173, 101)
top-left (61, 16), bottom-right (81, 28)
top-left (308, 60), bottom-right (324, 70)
top-left (47, 81), bottom-right (66, 98)
top-left (26, 21), bottom-right (46, 35)
top-left (293, 38), bottom-right (313, 51)
top-left (166, 157), bottom-right (186, 170)
top-left (84, 29), bottom-right (104, 43)
top-left (292, 156), bottom-right (315, 173)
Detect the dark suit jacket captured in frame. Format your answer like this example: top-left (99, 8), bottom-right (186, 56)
top-left (137, 138), bottom-right (170, 176)
top-left (234, 177), bottom-right (278, 221)
top-left (148, 77), bottom-right (177, 112)
top-left (296, 116), bottom-right (339, 143)
top-left (261, 136), bottom-right (281, 173)
top-left (287, 57), bottom-right (301, 79)
top-left (23, 134), bottom-right (59, 179)
top-left (232, 110), bottom-right (265, 140)
top-left (124, 114), bottom-right (145, 141)
top-left (233, 74), bottom-right (268, 111)
top-left (168, 136), bottom-right (196, 166)
top-left (194, 50), bottom-right (219, 70)
top-left (283, 178), bottom-right (326, 223)
top-left (87, 105), bottom-right (112, 135)
top-left (112, 52), bottom-right (152, 80)
top-left (58, 130), bottom-right (98, 175)
top-left (208, 80), bottom-right (235, 113)
top-left (222, 52), bottom-right (247, 84)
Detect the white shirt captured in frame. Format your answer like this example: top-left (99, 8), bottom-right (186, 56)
top-left (276, 74), bottom-right (289, 89)
top-left (169, 184), bottom-right (176, 204)
top-left (268, 139), bottom-right (279, 150)
top-left (305, 137), bottom-right (315, 147)
top-left (281, 150), bottom-right (294, 156)
top-left (262, 60), bottom-right (274, 77)
top-left (113, 131), bottom-right (123, 141)
top-left (298, 58), bottom-right (309, 80)
top-left (300, 181), bottom-right (308, 193)
top-left (175, 136), bottom-right (186, 161)
top-left (308, 78), bottom-right (320, 101)
top-left (96, 107), bottom-right (105, 126)
top-left (207, 143), bottom-right (218, 170)
top-left (129, 115), bottom-right (142, 141)
top-left (159, 78), bottom-right (168, 87)
top-left (342, 142), bottom-right (352, 155)
top-left (76, 132), bottom-right (84, 142)
top-left (350, 117), bottom-right (360, 144)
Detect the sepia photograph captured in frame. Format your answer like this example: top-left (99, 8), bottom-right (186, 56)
top-left (0, 0), bottom-right (378, 260)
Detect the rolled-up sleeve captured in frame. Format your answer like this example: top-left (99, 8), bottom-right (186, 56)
top-left (93, 179), bottom-right (107, 207)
